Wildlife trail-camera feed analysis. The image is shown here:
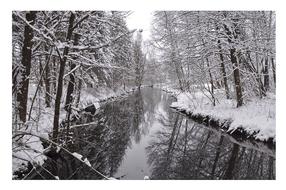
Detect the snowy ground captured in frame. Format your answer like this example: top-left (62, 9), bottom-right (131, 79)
top-left (162, 85), bottom-right (276, 142)
top-left (78, 86), bottom-right (137, 110)
top-left (12, 85), bottom-right (137, 176)
top-left (13, 85), bottom-right (56, 175)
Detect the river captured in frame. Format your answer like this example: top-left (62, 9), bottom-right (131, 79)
top-left (32, 87), bottom-right (275, 180)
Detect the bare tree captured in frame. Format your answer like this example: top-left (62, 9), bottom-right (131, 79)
top-left (16, 11), bottom-right (37, 123)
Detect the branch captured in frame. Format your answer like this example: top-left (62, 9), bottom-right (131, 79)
top-left (71, 29), bottom-right (136, 51)
top-left (67, 54), bottom-right (127, 70)
top-left (72, 13), bottom-right (90, 31)
top-left (27, 48), bottom-right (53, 122)
top-left (14, 12), bottom-right (54, 42)
top-left (63, 64), bottom-right (81, 78)
top-left (13, 131), bottom-right (110, 180)
top-left (14, 12), bottom-right (63, 61)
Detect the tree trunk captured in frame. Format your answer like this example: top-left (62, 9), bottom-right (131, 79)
top-left (64, 33), bottom-right (80, 111)
top-left (12, 43), bottom-right (19, 95)
top-left (230, 49), bottom-right (243, 107)
top-left (264, 57), bottom-right (270, 91)
top-left (64, 33), bottom-right (80, 142)
top-left (271, 57), bottom-right (276, 85)
top-left (52, 12), bottom-right (75, 143)
top-left (75, 68), bottom-right (82, 108)
top-left (264, 11), bottom-right (273, 91)
top-left (224, 21), bottom-right (243, 107)
top-left (206, 57), bottom-right (216, 106)
top-left (217, 39), bottom-right (230, 99)
top-left (52, 56), bottom-right (57, 96)
top-left (39, 56), bottom-right (43, 88)
top-left (16, 11), bottom-right (37, 123)
top-left (44, 46), bottom-right (51, 107)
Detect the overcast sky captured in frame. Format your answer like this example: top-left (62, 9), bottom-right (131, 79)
top-left (126, 10), bottom-right (153, 40)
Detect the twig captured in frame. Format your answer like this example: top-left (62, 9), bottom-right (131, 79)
top-left (13, 131), bottom-right (110, 180)
top-left (27, 48), bottom-right (53, 122)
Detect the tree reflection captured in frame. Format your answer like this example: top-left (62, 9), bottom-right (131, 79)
top-left (37, 89), bottom-right (159, 179)
top-left (130, 90), bottom-right (144, 143)
top-left (146, 110), bottom-right (275, 180)
top-left (29, 88), bottom-right (275, 180)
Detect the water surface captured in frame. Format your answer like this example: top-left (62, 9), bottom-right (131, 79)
top-left (39, 88), bottom-right (276, 179)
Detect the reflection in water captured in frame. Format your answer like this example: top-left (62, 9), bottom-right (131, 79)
top-left (31, 88), bottom-right (275, 180)
top-left (146, 112), bottom-right (275, 180)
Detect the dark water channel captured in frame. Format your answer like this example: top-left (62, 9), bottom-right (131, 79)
top-left (37, 88), bottom-right (276, 180)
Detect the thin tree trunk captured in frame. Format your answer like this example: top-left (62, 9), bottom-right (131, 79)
top-left (231, 50), bottom-right (243, 107)
top-left (64, 33), bottom-right (80, 142)
top-left (264, 57), bottom-right (269, 91)
top-left (52, 12), bottom-right (75, 143)
top-left (271, 57), bottom-right (276, 85)
top-left (52, 56), bottom-right (57, 96)
top-left (39, 56), bottom-right (43, 88)
top-left (16, 11), bottom-right (37, 123)
top-left (12, 43), bottom-right (19, 95)
top-left (75, 68), bottom-right (82, 108)
top-left (206, 57), bottom-right (216, 106)
top-left (44, 46), bottom-right (51, 107)
top-left (264, 11), bottom-right (272, 91)
top-left (217, 39), bottom-right (230, 99)
top-left (224, 21), bottom-right (243, 107)
top-left (64, 33), bottom-right (80, 111)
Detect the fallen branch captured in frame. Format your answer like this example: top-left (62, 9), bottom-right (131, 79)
top-left (13, 131), bottom-right (110, 179)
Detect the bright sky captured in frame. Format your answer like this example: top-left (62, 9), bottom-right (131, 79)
top-left (126, 10), bottom-right (153, 40)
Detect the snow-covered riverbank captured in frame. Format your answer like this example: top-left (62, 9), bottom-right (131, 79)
top-left (162, 86), bottom-right (276, 143)
top-left (12, 86), bottom-right (138, 176)
top-left (78, 86), bottom-right (137, 110)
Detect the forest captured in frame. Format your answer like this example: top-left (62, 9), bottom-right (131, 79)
top-left (12, 11), bottom-right (275, 180)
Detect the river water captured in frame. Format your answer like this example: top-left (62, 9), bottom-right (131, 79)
top-left (37, 88), bottom-right (276, 180)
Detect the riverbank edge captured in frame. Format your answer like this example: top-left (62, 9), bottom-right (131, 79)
top-left (12, 86), bottom-right (145, 178)
top-left (77, 85), bottom-right (150, 115)
top-left (161, 88), bottom-right (276, 147)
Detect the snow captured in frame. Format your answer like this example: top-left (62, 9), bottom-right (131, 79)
top-left (93, 102), bottom-right (100, 109)
top-left (79, 86), bottom-right (136, 109)
top-left (107, 177), bottom-right (117, 180)
top-left (72, 152), bottom-right (92, 167)
top-left (168, 86), bottom-right (275, 142)
top-left (72, 152), bottom-right (83, 160)
top-left (83, 158), bottom-right (92, 167)
top-left (12, 84), bottom-right (137, 175)
top-left (56, 146), bottom-right (61, 153)
top-left (13, 86), bottom-right (65, 175)
top-left (12, 85), bottom-right (55, 173)
top-left (12, 133), bottom-right (47, 172)
top-left (144, 176), bottom-right (150, 180)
